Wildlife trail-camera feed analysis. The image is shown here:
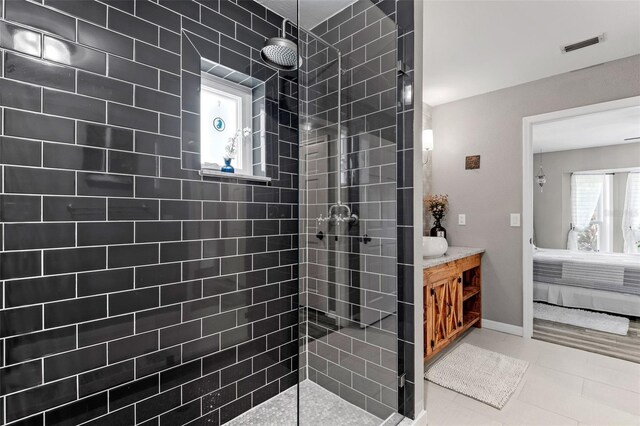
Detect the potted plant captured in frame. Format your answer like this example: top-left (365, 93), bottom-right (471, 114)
top-left (221, 127), bottom-right (251, 173)
top-left (424, 193), bottom-right (449, 238)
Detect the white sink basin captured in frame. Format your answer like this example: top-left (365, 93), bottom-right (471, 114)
top-left (423, 236), bottom-right (448, 258)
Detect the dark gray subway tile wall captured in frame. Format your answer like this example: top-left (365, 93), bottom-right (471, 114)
top-left (0, 0), bottom-right (299, 424)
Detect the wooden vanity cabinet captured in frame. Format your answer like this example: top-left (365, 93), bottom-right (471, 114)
top-left (424, 254), bottom-right (482, 360)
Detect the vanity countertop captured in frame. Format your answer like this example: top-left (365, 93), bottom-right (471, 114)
top-left (422, 246), bottom-right (485, 269)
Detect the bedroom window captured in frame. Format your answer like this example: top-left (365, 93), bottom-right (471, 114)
top-left (622, 173), bottom-right (640, 253)
top-left (576, 174), bottom-right (613, 252)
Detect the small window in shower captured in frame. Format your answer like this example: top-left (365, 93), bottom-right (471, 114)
top-left (200, 73), bottom-right (254, 175)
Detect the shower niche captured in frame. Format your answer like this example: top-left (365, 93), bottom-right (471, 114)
top-left (181, 32), bottom-right (286, 180)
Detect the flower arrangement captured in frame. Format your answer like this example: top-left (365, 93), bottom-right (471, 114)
top-left (224, 127), bottom-right (251, 160)
top-left (424, 194), bottom-right (449, 220)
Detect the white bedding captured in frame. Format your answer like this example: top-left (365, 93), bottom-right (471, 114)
top-left (533, 248), bottom-right (640, 315)
top-left (534, 248), bottom-right (640, 267)
top-left (534, 282), bottom-right (640, 317)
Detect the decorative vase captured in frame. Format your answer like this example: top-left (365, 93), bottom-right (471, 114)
top-left (221, 158), bottom-right (234, 173)
top-left (430, 216), bottom-right (447, 239)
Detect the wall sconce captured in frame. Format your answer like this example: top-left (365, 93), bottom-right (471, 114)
top-left (423, 129), bottom-right (433, 165)
top-left (423, 129), bottom-right (434, 151)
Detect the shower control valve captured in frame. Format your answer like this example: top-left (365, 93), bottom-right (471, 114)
top-left (317, 214), bottom-right (325, 226)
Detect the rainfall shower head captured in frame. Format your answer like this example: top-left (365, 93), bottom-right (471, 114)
top-left (260, 19), bottom-right (301, 71)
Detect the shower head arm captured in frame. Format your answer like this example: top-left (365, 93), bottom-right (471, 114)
top-left (281, 19), bottom-right (289, 38)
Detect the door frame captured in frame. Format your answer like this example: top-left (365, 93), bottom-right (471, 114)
top-left (521, 95), bottom-right (640, 339)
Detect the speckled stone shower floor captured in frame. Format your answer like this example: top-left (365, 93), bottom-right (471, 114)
top-left (226, 380), bottom-right (383, 425)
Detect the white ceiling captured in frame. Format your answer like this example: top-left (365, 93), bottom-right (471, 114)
top-left (532, 105), bottom-right (640, 153)
top-left (423, 1), bottom-right (640, 106)
top-left (256, 0), bottom-right (358, 30)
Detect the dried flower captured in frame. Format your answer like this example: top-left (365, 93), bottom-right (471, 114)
top-left (224, 127), bottom-right (251, 160)
top-left (424, 194), bottom-right (448, 220)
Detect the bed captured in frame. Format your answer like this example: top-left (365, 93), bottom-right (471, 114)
top-left (533, 248), bottom-right (640, 316)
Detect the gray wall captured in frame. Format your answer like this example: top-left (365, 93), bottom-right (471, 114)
top-left (533, 143), bottom-right (640, 252)
top-left (431, 55), bottom-right (640, 327)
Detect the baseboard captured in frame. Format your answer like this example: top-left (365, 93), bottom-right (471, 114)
top-left (411, 409), bottom-right (427, 425)
top-left (482, 319), bottom-right (523, 336)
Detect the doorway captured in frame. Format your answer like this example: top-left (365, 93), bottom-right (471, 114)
top-left (522, 96), bottom-right (640, 360)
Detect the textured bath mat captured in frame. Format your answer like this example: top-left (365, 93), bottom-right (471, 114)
top-left (534, 302), bottom-right (629, 336)
top-left (425, 343), bottom-right (529, 409)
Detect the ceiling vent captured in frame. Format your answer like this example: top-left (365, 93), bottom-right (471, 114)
top-left (560, 33), bottom-right (605, 54)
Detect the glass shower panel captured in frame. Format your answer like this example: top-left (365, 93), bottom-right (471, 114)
top-left (299, 1), bottom-right (401, 424)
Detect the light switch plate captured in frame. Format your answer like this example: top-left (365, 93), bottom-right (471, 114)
top-left (458, 214), bottom-right (466, 225)
top-left (510, 213), bottom-right (521, 227)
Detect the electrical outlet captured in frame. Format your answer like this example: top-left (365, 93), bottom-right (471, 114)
top-left (458, 214), bottom-right (466, 225)
top-left (510, 213), bottom-right (521, 227)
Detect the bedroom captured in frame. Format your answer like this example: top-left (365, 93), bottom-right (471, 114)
top-left (531, 101), bottom-right (640, 361)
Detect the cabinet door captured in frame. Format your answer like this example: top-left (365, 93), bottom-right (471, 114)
top-left (446, 274), bottom-right (463, 336)
top-left (426, 278), bottom-right (449, 356)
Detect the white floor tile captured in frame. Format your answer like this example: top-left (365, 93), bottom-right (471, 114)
top-left (424, 328), bottom-right (640, 426)
top-left (582, 379), bottom-right (640, 417)
top-left (454, 395), bottom-right (578, 426)
top-left (586, 351), bottom-right (640, 376)
top-left (520, 364), bottom-right (584, 396)
top-left (518, 370), bottom-right (640, 425)
top-left (426, 397), bottom-right (502, 425)
top-left (425, 381), bottom-right (458, 404)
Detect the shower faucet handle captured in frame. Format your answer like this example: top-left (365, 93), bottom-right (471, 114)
top-left (317, 214), bottom-right (331, 225)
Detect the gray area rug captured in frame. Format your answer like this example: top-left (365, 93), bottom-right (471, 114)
top-left (534, 302), bottom-right (629, 336)
top-left (425, 343), bottom-right (529, 409)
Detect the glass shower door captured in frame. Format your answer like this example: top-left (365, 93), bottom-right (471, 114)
top-left (299, 1), bottom-right (402, 424)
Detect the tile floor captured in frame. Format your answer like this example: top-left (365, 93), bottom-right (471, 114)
top-left (424, 328), bottom-right (640, 425)
top-left (226, 379), bottom-right (383, 426)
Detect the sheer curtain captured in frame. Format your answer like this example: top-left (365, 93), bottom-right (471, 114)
top-left (622, 172), bottom-right (640, 254)
top-left (567, 174), bottom-right (605, 250)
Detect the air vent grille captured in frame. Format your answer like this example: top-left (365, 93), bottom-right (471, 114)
top-left (561, 33), bottom-right (605, 53)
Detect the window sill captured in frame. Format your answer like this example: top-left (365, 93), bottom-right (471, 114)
top-left (200, 168), bottom-right (271, 183)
